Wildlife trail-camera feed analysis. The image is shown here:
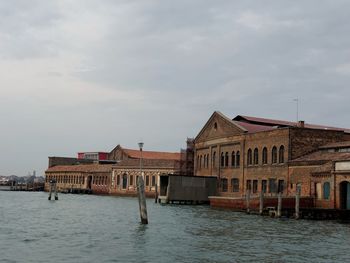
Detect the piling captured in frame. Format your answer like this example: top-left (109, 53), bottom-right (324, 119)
top-left (277, 192), bottom-right (282, 218)
top-left (155, 183), bottom-right (158, 203)
top-left (295, 189), bottom-right (300, 219)
top-left (137, 176), bottom-right (148, 224)
top-left (259, 192), bottom-right (264, 215)
top-left (48, 179), bottom-right (58, 201)
top-left (246, 190), bottom-right (250, 214)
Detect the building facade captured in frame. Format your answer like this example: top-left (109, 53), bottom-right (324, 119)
top-left (194, 111), bottom-right (350, 208)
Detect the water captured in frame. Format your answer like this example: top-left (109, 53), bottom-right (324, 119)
top-left (1, 192), bottom-right (350, 263)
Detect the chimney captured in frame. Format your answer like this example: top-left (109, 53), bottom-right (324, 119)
top-left (298, 120), bottom-right (305, 128)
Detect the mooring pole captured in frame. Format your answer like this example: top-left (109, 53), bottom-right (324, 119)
top-left (246, 190), bottom-right (250, 214)
top-left (155, 183), bottom-right (158, 203)
top-left (137, 142), bottom-right (148, 224)
top-left (277, 192), bottom-right (282, 218)
top-left (259, 191), bottom-right (264, 215)
top-left (295, 188), bottom-right (300, 219)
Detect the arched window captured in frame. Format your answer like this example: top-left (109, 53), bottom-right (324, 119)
top-left (117, 175), bottom-right (120, 186)
top-left (272, 146), bottom-right (277, 164)
top-left (236, 151), bottom-right (240, 167)
top-left (323, 182), bottom-right (330, 199)
top-left (247, 149), bottom-right (252, 165)
top-left (253, 148), bottom-right (259, 165)
top-left (197, 156), bottom-right (199, 170)
top-left (122, 173), bottom-right (127, 189)
top-left (221, 152), bottom-right (225, 167)
top-left (225, 152), bottom-right (229, 167)
top-left (213, 151), bottom-right (216, 168)
top-left (279, 146), bottom-right (285, 163)
top-left (231, 151), bottom-right (235, 167)
top-left (200, 155), bottom-right (202, 168)
top-left (262, 147), bottom-right (268, 164)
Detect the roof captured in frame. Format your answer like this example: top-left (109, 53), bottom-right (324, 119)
top-left (319, 141), bottom-right (350, 149)
top-left (113, 158), bottom-right (180, 169)
top-left (233, 120), bottom-right (276, 133)
top-left (46, 164), bottom-right (113, 173)
top-left (123, 149), bottom-right (181, 161)
top-left (234, 115), bottom-right (350, 133)
top-left (290, 151), bottom-right (350, 163)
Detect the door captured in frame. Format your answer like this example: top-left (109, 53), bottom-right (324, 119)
top-left (340, 181), bottom-right (350, 210)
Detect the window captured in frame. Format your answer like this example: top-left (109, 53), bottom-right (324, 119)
top-left (213, 151), bottom-right (216, 168)
top-left (246, 180), bottom-right (252, 191)
top-left (262, 147), bottom-right (268, 164)
top-left (221, 152), bottom-right (225, 167)
top-left (261, 180), bottom-right (267, 193)
top-left (200, 155), bottom-right (202, 169)
top-left (247, 149), bottom-right (252, 165)
top-left (278, 180), bottom-right (284, 193)
top-left (268, 178), bottom-right (277, 193)
top-left (323, 182), bottom-right (330, 200)
top-left (236, 151), bottom-right (240, 167)
top-left (315, 183), bottom-right (322, 200)
top-left (253, 180), bottom-right (258, 193)
top-left (129, 175), bottom-right (134, 186)
top-left (231, 151), bottom-right (235, 167)
top-left (214, 122), bottom-right (218, 131)
top-left (146, 176), bottom-right (150, 186)
top-left (197, 156), bottom-right (199, 170)
top-left (254, 148), bottom-right (259, 165)
top-left (225, 152), bottom-right (229, 167)
top-left (279, 146), bottom-right (285, 163)
top-left (206, 154), bottom-right (209, 168)
top-left (117, 175), bottom-right (120, 186)
top-left (232, 178), bottom-right (239, 192)
top-left (151, 176), bottom-right (156, 186)
top-left (272, 146), bottom-right (277, 164)
top-left (221, 178), bottom-right (228, 192)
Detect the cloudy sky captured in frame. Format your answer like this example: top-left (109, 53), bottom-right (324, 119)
top-left (1, 0), bottom-right (350, 176)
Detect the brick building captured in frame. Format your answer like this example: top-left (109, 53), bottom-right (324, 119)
top-left (194, 111), bottom-right (350, 209)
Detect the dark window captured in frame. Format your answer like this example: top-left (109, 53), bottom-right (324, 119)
top-left (232, 178), bottom-right (239, 192)
top-left (200, 155), bottom-right (202, 168)
top-left (146, 176), bottom-right (149, 186)
top-left (122, 174), bottom-right (127, 189)
top-left (129, 175), bottom-right (134, 186)
top-left (261, 180), bottom-right (267, 193)
top-left (231, 151), bottom-right (235, 167)
top-left (246, 180), bottom-right (252, 191)
top-left (117, 175), bottom-right (120, 185)
top-left (221, 178), bottom-right (228, 192)
top-left (272, 146), bottom-right (277, 164)
top-left (262, 147), bottom-right (268, 164)
top-left (247, 149), bottom-right (252, 166)
top-left (278, 180), bottom-right (284, 193)
top-left (254, 148), bottom-right (259, 165)
top-left (213, 151), bottom-right (216, 168)
top-left (323, 182), bottom-right (330, 199)
top-left (197, 156), bottom-right (199, 170)
top-left (269, 178), bottom-right (277, 193)
top-left (279, 146), bottom-right (285, 163)
top-left (253, 180), bottom-right (258, 193)
top-left (236, 151), bottom-right (240, 167)
top-left (221, 152), bottom-right (225, 167)
top-left (225, 152), bottom-right (229, 167)
top-left (151, 176), bottom-right (156, 186)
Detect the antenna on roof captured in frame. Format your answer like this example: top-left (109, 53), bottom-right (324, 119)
top-left (293, 98), bottom-right (299, 123)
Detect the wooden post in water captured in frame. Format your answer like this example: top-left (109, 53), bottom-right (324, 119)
top-left (259, 192), bottom-right (264, 215)
top-left (295, 188), bottom-right (300, 219)
top-left (48, 179), bottom-right (58, 200)
top-left (246, 190), bottom-right (251, 214)
top-left (155, 183), bottom-right (158, 203)
top-left (277, 192), bottom-right (282, 218)
top-left (137, 142), bottom-right (148, 224)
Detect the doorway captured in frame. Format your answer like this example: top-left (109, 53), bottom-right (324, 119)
top-left (340, 181), bottom-right (350, 210)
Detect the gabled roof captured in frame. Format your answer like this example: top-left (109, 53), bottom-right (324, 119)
top-left (123, 148), bottom-right (181, 161)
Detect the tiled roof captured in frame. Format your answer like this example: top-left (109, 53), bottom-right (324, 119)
top-left (233, 120), bottom-right (275, 133)
top-left (46, 164), bottom-right (113, 173)
top-left (114, 158), bottom-right (180, 169)
top-left (319, 141), bottom-right (350, 149)
top-left (123, 149), bottom-right (181, 160)
top-left (290, 151), bottom-right (350, 163)
top-left (234, 115), bottom-right (350, 133)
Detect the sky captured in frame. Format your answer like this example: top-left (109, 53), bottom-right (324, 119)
top-left (1, 0), bottom-right (350, 176)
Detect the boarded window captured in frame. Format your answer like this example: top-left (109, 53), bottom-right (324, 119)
top-left (323, 182), bottom-right (330, 200)
top-left (231, 178), bottom-right (239, 192)
top-left (253, 180), bottom-right (258, 193)
top-left (221, 178), bottom-right (228, 192)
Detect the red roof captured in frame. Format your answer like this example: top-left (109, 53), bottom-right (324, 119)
top-left (46, 164), bottom-right (113, 173)
top-left (233, 120), bottom-right (275, 133)
top-left (234, 115), bottom-right (350, 133)
top-left (123, 149), bottom-right (181, 161)
top-left (319, 141), bottom-right (350, 149)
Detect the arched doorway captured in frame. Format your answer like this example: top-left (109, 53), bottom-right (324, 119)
top-left (339, 181), bottom-right (350, 210)
top-left (122, 173), bottom-right (128, 189)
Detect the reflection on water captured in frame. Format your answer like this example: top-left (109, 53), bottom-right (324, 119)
top-left (0, 192), bottom-right (349, 263)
